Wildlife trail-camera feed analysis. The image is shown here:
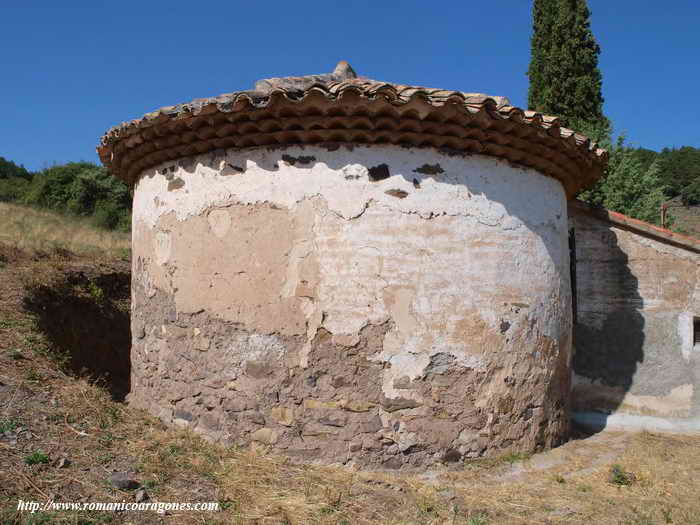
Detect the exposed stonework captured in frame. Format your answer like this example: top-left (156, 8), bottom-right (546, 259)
top-left (128, 144), bottom-right (574, 469)
top-left (570, 203), bottom-right (700, 429)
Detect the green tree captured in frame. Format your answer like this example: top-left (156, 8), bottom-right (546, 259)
top-left (582, 138), bottom-right (667, 224)
top-left (527, 0), bottom-right (674, 225)
top-left (0, 156), bottom-right (33, 202)
top-left (0, 157), bottom-right (32, 180)
top-left (630, 147), bottom-right (658, 175)
top-left (528, 0), bottom-right (556, 113)
top-left (608, 157), bottom-right (666, 224)
top-left (22, 161), bottom-right (132, 231)
top-left (658, 146), bottom-right (700, 205)
top-left (527, 0), bottom-right (610, 142)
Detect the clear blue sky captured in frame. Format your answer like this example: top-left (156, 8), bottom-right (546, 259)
top-left (2, 1), bottom-right (698, 171)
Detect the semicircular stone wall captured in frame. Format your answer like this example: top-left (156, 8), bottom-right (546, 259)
top-left (129, 144), bottom-right (572, 470)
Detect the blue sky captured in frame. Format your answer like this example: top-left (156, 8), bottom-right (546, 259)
top-left (2, 1), bottom-right (698, 171)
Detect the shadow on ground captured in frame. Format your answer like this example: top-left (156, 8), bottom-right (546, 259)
top-left (22, 259), bottom-right (132, 400)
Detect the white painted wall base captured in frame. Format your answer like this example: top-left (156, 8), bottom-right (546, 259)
top-left (573, 411), bottom-right (700, 435)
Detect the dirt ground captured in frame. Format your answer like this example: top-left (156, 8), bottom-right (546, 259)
top-left (1, 241), bottom-right (700, 524)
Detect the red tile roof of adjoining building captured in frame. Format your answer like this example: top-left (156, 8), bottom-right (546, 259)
top-left (570, 200), bottom-right (700, 254)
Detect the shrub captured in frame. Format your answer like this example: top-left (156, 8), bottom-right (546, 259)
top-left (22, 162), bottom-right (132, 231)
top-left (0, 176), bottom-right (30, 202)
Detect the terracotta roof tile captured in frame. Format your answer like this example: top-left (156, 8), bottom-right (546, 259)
top-left (98, 61), bottom-right (607, 197)
top-left (570, 200), bottom-right (700, 253)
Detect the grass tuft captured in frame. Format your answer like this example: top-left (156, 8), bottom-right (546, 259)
top-left (609, 464), bottom-right (636, 486)
top-left (0, 417), bottom-right (21, 433)
top-left (24, 451), bottom-right (50, 465)
top-left (467, 512), bottom-right (490, 525)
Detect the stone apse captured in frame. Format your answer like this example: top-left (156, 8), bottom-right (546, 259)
top-left (98, 62), bottom-right (606, 469)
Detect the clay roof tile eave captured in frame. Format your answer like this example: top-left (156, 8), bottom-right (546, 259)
top-left (97, 63), bottom-right (608, 197)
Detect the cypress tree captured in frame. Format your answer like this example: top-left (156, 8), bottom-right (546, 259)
top-left (527, 1), bottom-right (685, 226)
top-left (527, 0), bottom-right (556, 115)
top-left (527, 0), bottom-right (609, 142)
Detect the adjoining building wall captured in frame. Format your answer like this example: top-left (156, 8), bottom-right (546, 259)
top-left (570, 203), bottom-right (700, 432)
top-left (129, 144), bottom-right (573, 469)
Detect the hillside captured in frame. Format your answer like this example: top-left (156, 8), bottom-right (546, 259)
top-left (665, 196), bottom-right (700, 237)
top-left (0, 202), bottom-right (130, 259)
top-left (0, 159), bottom-right (131, 232)
top-left (0, 205), bottom-right (699, 524)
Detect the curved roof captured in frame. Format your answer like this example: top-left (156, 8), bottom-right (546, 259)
top-left (98, 61), bottom-right (607, 197)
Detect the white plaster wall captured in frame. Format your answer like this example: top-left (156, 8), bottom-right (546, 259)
top-left (133, 145), bottom-right (571, 403)
top-left (135, 145), bottom-right (567, 260)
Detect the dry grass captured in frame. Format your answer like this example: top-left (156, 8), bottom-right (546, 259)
top-left (432, 431), bottom-right (700, 524)
top-left (0, 202), bottom-right (130, 259)
top-left (1, 233), bottom-right (700, 524)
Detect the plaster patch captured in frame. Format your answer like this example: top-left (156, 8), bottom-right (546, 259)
top-left (207, 209), bottom-right (232, 239)
top-left (382, 353), bottom-right (430, 400)
top-left (237, 333), bottom-right (286, 361)
top-left (154, 231), bottom-right (171, 265)
top-left (383, 287), bottom-right (417, 335)
top-left (679, 312), bottom-right (695, 361)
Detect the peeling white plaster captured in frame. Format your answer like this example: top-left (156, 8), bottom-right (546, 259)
top-left (133, 144), bottom-right (571, 401)
top-left (135, 145), bottom-right (565, 235)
